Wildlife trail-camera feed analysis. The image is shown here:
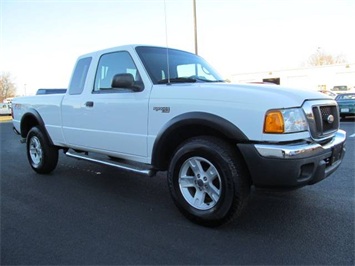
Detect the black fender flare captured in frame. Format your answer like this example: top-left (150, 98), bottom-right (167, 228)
top-left (151, 112), bottom-right (248, 169)
top-left (20, 108), bottom-right (54, 145)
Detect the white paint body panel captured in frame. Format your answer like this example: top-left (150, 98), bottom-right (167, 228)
top-left (12, 44), bottom-right (332, 165)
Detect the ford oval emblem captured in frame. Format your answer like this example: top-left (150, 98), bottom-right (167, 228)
top-left (327, 114), bottom-right (334, 124)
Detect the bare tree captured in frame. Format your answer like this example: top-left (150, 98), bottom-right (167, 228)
top-left (307, 48), bottom-right (347, 66)
top-left (0, 72), bottom-right (17, 102)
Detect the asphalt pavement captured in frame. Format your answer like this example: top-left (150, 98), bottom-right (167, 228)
top-left (1, 120), bottom-right (354, 265)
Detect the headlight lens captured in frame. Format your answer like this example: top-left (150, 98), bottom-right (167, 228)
top-left (264, 108), bottom-right (308, 134)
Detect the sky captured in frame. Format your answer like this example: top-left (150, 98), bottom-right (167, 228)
top-left (1, 0), bottom-right (354, 96)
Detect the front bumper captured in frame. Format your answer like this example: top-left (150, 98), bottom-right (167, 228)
top-left (237, 130), bottom-right (346, 188)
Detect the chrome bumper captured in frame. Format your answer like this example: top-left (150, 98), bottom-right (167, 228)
top-left (254, 129), bottom-right (346, 159)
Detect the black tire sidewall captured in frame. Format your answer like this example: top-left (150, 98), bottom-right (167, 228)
top-left (168, 138), bottom-right (238, 224)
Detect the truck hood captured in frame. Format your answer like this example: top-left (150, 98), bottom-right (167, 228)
top-left (153, 82), bottom-right (331, 108)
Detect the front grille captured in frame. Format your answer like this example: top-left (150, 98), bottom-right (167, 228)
top-left (303, 100), bottom-right (339, 140)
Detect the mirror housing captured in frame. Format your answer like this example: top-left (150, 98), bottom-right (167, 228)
top-left (111, 73), bottom-right (134, 88)
top-left (111, 73), bottom-right (143, 92)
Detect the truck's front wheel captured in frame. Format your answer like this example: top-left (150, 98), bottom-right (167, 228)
top-left (26, 126), bottom-right (58, 174)
top-left (167, 136), bottom-right (250, 227)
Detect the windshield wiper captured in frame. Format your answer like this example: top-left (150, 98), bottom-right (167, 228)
top-left (157, 77), bottom-right (226, 84)
top-left (193, 77), bottom-right (225, 83)
top-left (157, 77), bottom-right (197, 84)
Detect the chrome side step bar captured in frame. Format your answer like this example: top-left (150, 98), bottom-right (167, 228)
top-left (65, 150), bottom-right (156, 177)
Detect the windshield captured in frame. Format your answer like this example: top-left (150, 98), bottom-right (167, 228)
top-left (136, 46), bottom-right (224, 84)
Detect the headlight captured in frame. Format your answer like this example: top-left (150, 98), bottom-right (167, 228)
top-left (264, 108), bottom-right (308, 134)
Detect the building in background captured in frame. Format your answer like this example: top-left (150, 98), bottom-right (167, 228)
top-left (230, 63), bottom-right (355, 92)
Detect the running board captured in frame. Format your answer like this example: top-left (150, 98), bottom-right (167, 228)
top-left (65, 151), bottom-right (156, 177)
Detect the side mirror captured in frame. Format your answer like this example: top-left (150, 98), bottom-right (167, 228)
top-left (111, 73), bottom-right (143, 92)
top-left (111, 73), bottom-right (134, 88)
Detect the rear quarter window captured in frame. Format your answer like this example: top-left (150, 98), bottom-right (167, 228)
top-left (68, 57), bottom-right (92, 95)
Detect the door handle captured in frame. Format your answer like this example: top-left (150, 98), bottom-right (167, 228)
top-left (85, 101), bottom-right (94, 107)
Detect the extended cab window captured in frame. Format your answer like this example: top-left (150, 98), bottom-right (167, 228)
top-left (68, 57), bottom-right (92, 95)
top-left (93, 51), bottom-right (143, 93)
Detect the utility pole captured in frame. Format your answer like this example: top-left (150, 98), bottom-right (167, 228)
top-left (193, 0), bottom-right (198, 55)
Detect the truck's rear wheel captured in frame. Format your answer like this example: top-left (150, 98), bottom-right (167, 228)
top-left (26, 126), bottom-right (58, 174)
top-left (167, 136), bottom-right (250, 227)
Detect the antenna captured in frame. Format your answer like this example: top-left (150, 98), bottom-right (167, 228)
top-left (163, 0), bottom-right (171, 84)
top-left (193, 0), bottom-right (198, 55)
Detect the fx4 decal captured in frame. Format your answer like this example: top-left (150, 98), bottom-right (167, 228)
top-left (153, 107), bottom-right (170, 113)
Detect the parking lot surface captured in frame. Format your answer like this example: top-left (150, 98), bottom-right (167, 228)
top-left (1, 120), bottom-right (354, 265)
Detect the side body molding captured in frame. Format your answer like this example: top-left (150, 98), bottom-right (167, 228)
top-left (151, 112), bottom-right (248, 170)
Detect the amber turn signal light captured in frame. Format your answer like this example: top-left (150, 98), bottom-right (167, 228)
top-left (264, 110), bottom-right (284, 133)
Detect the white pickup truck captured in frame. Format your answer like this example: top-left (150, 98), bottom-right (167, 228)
top-left (12, 45), bottom-right (346, 226)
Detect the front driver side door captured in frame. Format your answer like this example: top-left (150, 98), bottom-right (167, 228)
top-left (62, 51), bottom-right (149, 160)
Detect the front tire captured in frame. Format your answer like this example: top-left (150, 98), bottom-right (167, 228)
top-left (168, 136), bottom-right (250, 227)
top-left (26, 126), bottom-right (58, 174)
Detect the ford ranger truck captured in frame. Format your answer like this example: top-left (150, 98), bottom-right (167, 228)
top-left (12, 45), bottom-right (346, 227)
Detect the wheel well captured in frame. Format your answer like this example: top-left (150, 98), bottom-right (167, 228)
top-left (20, 111), bottom-right (53, 146)
top-left (20, 114), bottom-right (40, 138)
top-left (153, 124), bottom-right (239, 171)
top-left (152, 112), bottom-right (249, 171)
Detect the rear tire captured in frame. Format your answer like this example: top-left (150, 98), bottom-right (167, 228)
top-left (167, 136), bottom-right (250, 227)
top-left (26, 126), bottom-right (58, 174)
